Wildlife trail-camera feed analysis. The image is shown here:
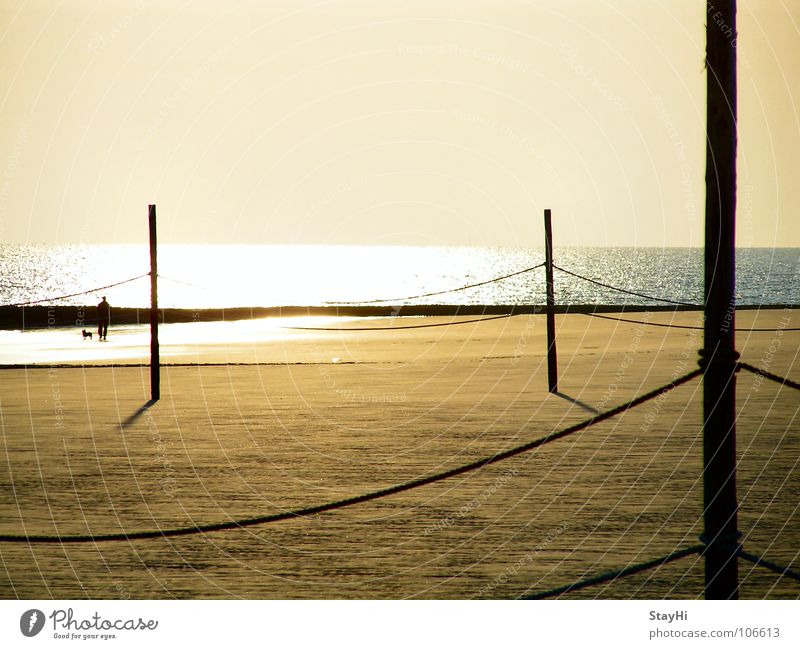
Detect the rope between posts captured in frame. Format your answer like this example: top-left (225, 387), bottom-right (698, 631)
top-left (521, 544), bottom-right (705, 599)
top-left (737, 549), bottom-right (800, 582)
top-left (325, 262), bottom-right (546, 305)
top-left (156, 274), bottom-right (209, 291)
top-left (553, 264), bottom-right (700, 308)
top-left (585, 312), bottom-right (800, 333)
top-left (737, 362), bottom-right (800, 391)
top-left (284, 313), bottom-right (519, 331)
top-left (585, 312), bottom-right (703, 330)
top-left (0, 274), bottom-right (150, 308)
top-left (0, 368), bottom-right (702, 544)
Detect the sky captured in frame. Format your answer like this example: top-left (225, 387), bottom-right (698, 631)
top-left (0, 0), bottom-right (798, 248)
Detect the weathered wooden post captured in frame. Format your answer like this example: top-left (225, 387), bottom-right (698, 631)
top-left (702, 0), bottom-right (738, 599)
top-left (149, 204), bottom-right (160, 401)
top-left (544, 208), bottom-right (558, 393)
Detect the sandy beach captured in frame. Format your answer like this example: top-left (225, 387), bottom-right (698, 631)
top-left (0, 309), bottom-right (798, 599)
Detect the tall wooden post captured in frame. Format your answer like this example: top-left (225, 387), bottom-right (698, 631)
top-left (149, 204), bottom-right (160, 401)
top-left (702, 0), bottom-right (738, 599)
top-left (544, 209), bottom-right (558, 393)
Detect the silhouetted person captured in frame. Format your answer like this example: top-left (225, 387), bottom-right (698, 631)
top-left (97, 296), bottom-right (110, 340)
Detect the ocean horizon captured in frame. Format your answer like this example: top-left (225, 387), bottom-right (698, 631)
top-left (1, 244), bottom-right (798, 310)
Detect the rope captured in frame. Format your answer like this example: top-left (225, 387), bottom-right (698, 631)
top-left (585, 312), bottom-right (800, 332)
top-left (737, 549), bottom-right (800, 582)
top-left (157, 274), bottom-right (210, 291)
top-left (326, 262), bottom-right (545, 305)
top-left (734, 325), bottom-right (800, 332)
top-left (737, 362), bottom-right (800, 391)
top-left (553, 264), bottom-right (700, 307)
top-left (521, 544), bottom-right (704, 599)
top-left (0, 274), bottom-right (150, 308)
top-left (284, 313), bottom-right (519, 331)
top-left (585, 312), bottom-right (703, 330)
top-left (0, 369), bottom-right (701, 544)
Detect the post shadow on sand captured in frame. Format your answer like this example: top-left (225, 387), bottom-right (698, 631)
top-left (551, 391), bottom-right (599, 415)
top-left (121, 399), bottom-right (158, 429)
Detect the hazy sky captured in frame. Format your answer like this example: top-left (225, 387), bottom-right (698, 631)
top-left (1, 0), bottom-right (798, 247)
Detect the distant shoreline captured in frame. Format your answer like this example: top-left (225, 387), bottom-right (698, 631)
top-left (2, 303), bottom-right (796, 331)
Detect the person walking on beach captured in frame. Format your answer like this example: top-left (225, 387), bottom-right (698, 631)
top-left (97, 296), bottom-right (110, 341)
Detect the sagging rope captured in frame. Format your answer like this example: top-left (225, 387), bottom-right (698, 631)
top-left (325, 262), bottom-right (546, 305)
top-left (284, 313), bottom-right (519, 331)
top-left (520, 544), bottom-right (705, 599)
top-left (585, 312), bottom-right (800, 333)
top-left (737, 362), bottom-right (800, 391)
top-left (0, 273), bottom-right (150, 308)
top-left (0, 368), bottom-right (702, 544)
top-left (554, 264), bottom-right (700, 308)
top-left (585, 312), bottom-right (703, 330)
top-left (156, 274), bottom-right (209, 291)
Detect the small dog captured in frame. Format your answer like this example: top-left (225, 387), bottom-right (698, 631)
top-left (81, 329), bottom-right (93, 340)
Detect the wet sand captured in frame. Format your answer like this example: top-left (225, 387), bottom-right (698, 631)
top-left (0, 310), bottom-right (798, 598)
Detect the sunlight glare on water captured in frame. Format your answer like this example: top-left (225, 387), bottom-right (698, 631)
top-left (0, 316), bottom-right (351, 365)
top-left (0, 244), bottom-right (797, 309)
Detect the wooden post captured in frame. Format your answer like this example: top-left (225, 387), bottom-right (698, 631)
top-left (544, 209), bottom-right (558, 393)
top-left (702, 0), bottom-right (738, 599)
top-left (149, 204), bottom-right (160, 401)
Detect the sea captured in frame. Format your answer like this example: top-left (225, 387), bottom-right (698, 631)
top-left (1, 244), bottom-right (798, 310)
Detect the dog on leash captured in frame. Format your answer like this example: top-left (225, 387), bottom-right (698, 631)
top-left (81, 329), bottom-right (93, 340)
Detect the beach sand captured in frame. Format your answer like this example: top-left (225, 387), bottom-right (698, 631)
top-left (0, 309), bottom-right (798, 599)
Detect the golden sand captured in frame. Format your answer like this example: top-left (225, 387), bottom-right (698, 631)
top-left (0, 310), bottom-right (798, 598)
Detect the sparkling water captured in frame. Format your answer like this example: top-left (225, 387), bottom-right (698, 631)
top-left (1, 244), bottom-right (797, 309)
